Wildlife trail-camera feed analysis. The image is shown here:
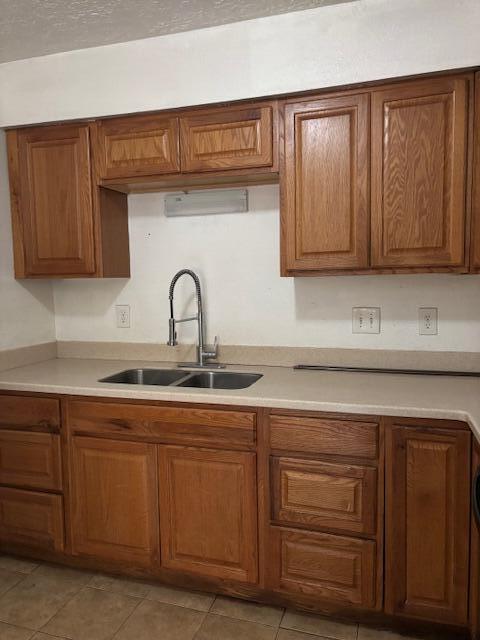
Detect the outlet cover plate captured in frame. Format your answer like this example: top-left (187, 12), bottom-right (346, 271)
top-left (418, 307), bottom-right (438, 335)
top-left (116, 305), bottom-right (130, 329)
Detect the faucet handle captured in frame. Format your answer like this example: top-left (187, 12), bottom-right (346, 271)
top-left (203, 336), bottom-right (219, 360)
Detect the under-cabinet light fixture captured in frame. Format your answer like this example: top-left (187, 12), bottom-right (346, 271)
top-left (164, 188), bottom-right (248, 217)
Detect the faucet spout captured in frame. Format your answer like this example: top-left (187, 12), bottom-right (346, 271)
top-left (167, 269), bottom-right (224, 369)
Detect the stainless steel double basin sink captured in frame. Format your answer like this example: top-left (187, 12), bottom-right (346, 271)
top-left (99, 368), bottom-right (262, 390)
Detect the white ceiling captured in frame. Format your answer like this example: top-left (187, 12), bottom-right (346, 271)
top-left (0, 0), bottom-right (353, 64)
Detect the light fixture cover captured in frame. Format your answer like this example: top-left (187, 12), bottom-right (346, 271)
top-left (164, 188), bottom-right (248, 217)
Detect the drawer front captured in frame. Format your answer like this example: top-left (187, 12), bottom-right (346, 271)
top-left (271, 528), bottom-right (376, 609)
top-left (271, 457), bottom-right (377, 535)
top-left (270, 415), bottom-right (378, 460)
top-left (67, 399), bottom-right (256, 448)
top-left (0, 431), bottom-right (62, 491)
top-left (0, 395), bottom-right (60, 432)
top-left (95, 115), bottom-right (180, 179)
top-left (180, 105), bottom-right (274, 172)
top-left (0, 487), bottom-right (64, 552)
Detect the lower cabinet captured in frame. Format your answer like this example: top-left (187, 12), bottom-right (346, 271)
top-left (0, 486), bottom-right (64, 552)
top-left (385, 424), bottom-right (471, 625)
top-left (70, 436), bottom-right (159, 567)
top-left (158, 445), bottom-right (258, 583)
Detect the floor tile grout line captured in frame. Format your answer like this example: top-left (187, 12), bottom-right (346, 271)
top-left (0, 570), bottom-right (29, 602)
top-left (109, 594), bottom-right (146, 640)
top-left (36, 583), bottom-right (93, 634)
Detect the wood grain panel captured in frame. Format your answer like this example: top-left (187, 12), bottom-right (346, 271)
top-left (271, 457), bottom-right (377, 535)
top-left (471, 71), bottom-right (480, 271)
top-left (0, 394), bottom-right (60, 432)
top-left (270, 528), bottom-right (376, 608)
top-left (12, 124), bottom-right (96, 276)
top-left (0, 430), bottom-right (62, 491)
top-left (180, 104), bottom-right (274, 172)
top-left (270, 414), bottom-right (378, 460)
top-left (385, 423), bottom-right (471, 625)
top-left (158, 445), bottom-right (258, 583)
top-left (70, 436), bottom-right (159, 567)
top-left (66, 399), bottom-right (256, 449)
top-left (371, 75), bottom-right (470, 268)
top-left (0, 487), bottom-right (64, 552)
top-left (282, 93), bottom-right (369, 272)
top-left (93, 114), bottom-right (180, 179)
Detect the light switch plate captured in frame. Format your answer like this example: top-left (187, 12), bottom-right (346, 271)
top-left (352, 307), bottom-right (381, 334)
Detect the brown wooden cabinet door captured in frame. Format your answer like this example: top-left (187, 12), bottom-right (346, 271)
top-left (271, 457), bottom-right (377, 536)
top-left (93, 114), bottom-right (180, 179)
top-left (0, 430), bottom-right (62, 491)
top-left (385, 424), bottom-right (471, 625)
top-left (471, 72), bottom-right (480, 271)
top-left (371, 76), bottom-right (470, 269)
top-left (0, 487), bottom-right (64, 552)
top-left (11, 124), bottom-right (96, 277)
top-left (180, 104), bottom-right (274, 173)
top-left (70, 436), bottom-right (159, 567)
top-left (158, 445), bottom-right (258, 583)
top-left (268, 528), bottom-right (376, 609)
top-left (282, 94), bottom-right (369, 272)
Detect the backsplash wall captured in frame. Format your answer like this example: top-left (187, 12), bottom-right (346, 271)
top-left (52, 186), bottom-right (480, 352)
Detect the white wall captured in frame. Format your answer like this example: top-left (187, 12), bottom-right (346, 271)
top-left (52, 187), bottom-right (480, 352)
top-left (0, 131), bottom-right (56, 350)
top-left (2, 0), bottom-right (480, 353)
top-left (1, 0), bottom-right (480, 127)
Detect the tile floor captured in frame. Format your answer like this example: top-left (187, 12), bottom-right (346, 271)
top-left (0, 554), bottom-right (423, 640)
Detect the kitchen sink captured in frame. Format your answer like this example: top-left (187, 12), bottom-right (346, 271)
top-left (99, 368), bottom-right (262, 390)
top-left (177, 371), bottom-right (262, 389)
top-left (99, 368), bottom-right (188, 386)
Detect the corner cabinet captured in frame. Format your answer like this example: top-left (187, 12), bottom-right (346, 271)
top-left (281, 72), bottom-right (473, 276)
top-left (7, 124), bottom-right (130, 279)
top-left (385, 421), bottom-right (471, 625)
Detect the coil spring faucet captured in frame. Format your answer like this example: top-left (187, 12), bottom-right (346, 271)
top-left (167, 269), bottom-right (224, 369)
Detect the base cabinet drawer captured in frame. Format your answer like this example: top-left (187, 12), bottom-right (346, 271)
top-left (271, 457), bottom-right (377, 536)
top-left (269, 528), bottom-right (376, 609)
top-left (269, 414), bottom-right (379, 460)
top-left (0, 430), bottom-right (62, 491)
top-left (0, 487), bottom-right (64, 552)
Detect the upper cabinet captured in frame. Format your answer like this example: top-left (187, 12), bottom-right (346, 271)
top-left (180, 104), bottom-right (275, 173)
top-left (93, 114), bottom-right (180, 180)
top-left (7, 124), bottom-right (130, 279)
top-left (8, 124), bottom-right (96, 277)
top-left (281, 72), bottom-right (474, 276)
top-left (5, 70), bottom-right (479, 279)
top-left (282, 94), bottom-right (369, 272)
top-left (371, 76), bottom-right (469, 269)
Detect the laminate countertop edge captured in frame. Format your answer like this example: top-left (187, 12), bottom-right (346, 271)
top-left (0, 357), bottom-right (478, 443)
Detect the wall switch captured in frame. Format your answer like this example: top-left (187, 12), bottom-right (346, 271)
top-left (116, 305), bottom-right (130, 328)
top-left (352, 307), bottom-right (381, 334)
top-left (418, 307), bottom-right (438, 335)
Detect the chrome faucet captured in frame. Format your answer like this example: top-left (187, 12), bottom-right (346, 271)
top-left (167, 269), bottom-right (224, 369)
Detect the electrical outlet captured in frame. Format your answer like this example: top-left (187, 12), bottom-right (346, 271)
top-left (116, 305), bottom-right (130, 328)
top-left (419, 307), bottom-right (438, 335)
top-left (352, 307), bottom-right (381, 334)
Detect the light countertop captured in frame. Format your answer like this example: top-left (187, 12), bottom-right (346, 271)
top-left (0, 357), bottom-right (479, 442)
